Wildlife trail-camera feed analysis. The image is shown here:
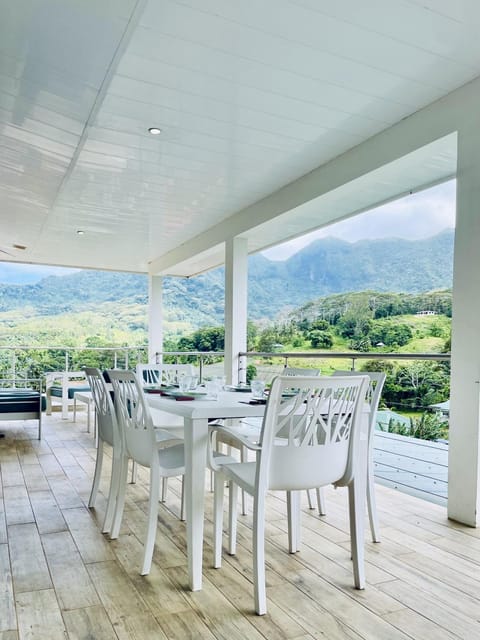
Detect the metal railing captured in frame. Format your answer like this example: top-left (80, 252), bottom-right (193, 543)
top-left (0, 345), bottom-right (149, 379)
top-left (154, 351), bottom-right (225, 382)
top-left (238, 350), bottom-right (450, 383)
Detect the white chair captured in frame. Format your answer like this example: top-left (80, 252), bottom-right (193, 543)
top-left (45, 370), bottom-right (90, 419)
top-left (323, 370), bottom-right (386, 542)
top-left (84, 367), bottom-right (121, 534)
top-left (208, 374), bottom-right (369, 615)
top-left (215, 366), bottom-right (321, 514)
top-left (108, 369), bottom-right (186, 575)
top-left (135, 363), bottom-right (196, 499)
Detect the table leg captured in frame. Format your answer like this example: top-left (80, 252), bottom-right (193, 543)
top-left (184, 416), bottom-right (208, 591)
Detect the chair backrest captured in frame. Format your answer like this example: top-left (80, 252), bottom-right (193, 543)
top-left (258, 375), bottom-right (369, 492)
top-left (283, 366), bottom-right (320, 376)
top-left (45, 370), bottom-right (88, 390)
top-left (135, 364), bottom-right (162, 385)
top-left (84, 367), bottom-right (116, 448)
top-left (108, 369), bottom-right (156, 467)
top-left (332, 371), bottom-right (386, 434)
top-left (135, 363), bottom-right (195, 386)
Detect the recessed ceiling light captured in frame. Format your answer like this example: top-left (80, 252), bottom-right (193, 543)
top-left (77, 230), bottom-right (85, 235)
top-left (148, 127), bottom-right (162, 135)
top-left (12, 244), bottom-right (26, 250)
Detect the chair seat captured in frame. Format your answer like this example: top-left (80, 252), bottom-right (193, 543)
top-left (217, 421), bottom-right (262, 447)
top-left (157, 443), bottom-right (185, 473)
top-left (155, 428), bottom-right (183, 446)
top-left (222, 460), bottom-right (257, 493)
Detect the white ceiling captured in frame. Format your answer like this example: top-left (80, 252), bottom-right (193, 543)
top-left (0, 0), bottom-right (477, 274)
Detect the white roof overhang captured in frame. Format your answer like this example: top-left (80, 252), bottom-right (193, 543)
top-left (1, 0), bottom-right (477, 276)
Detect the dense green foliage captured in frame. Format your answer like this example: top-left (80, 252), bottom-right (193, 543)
top-left (385, 413), bottom-right (449, 441)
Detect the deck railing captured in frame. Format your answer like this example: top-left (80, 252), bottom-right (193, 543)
top-left (238, 350), bottom-right (450, 380)
top-left (0, 345), bottom-right (450, 504)
top-left (0, 345), bottom-right (149, 379)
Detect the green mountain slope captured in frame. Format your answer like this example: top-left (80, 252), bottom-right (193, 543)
top-left (0, 230), bottom-right (454, 329)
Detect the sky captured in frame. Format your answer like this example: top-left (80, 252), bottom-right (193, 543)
top-left (0, 179), bottom-right (456, 283)
top-left (262, 179), bottom-right (456, 260)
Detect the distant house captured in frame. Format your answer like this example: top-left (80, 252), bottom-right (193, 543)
top-left (416, 310), bottom-right (437, 316)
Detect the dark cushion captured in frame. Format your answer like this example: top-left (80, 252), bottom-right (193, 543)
top-left (50, 385), bottom-right (90, 399)
top-left (0, 389), bottom-right (44, 413)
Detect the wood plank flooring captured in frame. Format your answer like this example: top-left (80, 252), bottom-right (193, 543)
top-left (0, 413), bottom-right (479, 640)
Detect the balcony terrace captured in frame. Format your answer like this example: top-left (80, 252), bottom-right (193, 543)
top-left (3, 1), bottom-right (480, 636)
top-left (0, 409), bottom-right (478, 639)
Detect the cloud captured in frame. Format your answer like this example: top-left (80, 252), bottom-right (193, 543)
top-left (263, 180), bottom-right (456, 260)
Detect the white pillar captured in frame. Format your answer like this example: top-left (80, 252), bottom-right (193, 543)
top-left (224, 237), bottom-right (248, 385)
top-left (448, 126), bottom-right (480, 526)
top-left (148, 275), bottom-right (163, 364)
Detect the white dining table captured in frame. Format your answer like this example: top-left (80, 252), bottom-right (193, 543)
top-left (146, 390), bottom-right (266, 591)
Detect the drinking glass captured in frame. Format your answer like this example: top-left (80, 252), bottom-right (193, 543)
top-left (205, 380), bottom-right (219, 400)
top-left (251, 379), bottom-right (265, 399)
top-left (189, 375), bottom-right (199, 391)
top-left (179, 376), bottom-right (191, 393)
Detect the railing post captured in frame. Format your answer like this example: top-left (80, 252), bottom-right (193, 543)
top-left (125, 349), bottom-right (129, 370)
top-left (65, 351), bottom-right (69, 372)
top-left (238, 353), bottom-right (247, 385)
top-left (199, 354), bottom-right (203, 383)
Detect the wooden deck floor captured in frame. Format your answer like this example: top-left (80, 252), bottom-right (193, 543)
top-left (0, 412), bottom-right (479, 640)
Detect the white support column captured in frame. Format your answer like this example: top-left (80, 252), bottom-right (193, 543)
top-left (148, 275), bottom-right (163, 364)
top-left (224, 237), bottom-right (248, 385)
top-left (448, 125), bottom-right (480, 526)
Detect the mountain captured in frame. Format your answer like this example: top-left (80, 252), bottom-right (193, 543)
top-left (0, 230), bottom-right (454, 328)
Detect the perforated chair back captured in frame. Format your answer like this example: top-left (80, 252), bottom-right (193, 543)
top-left (332, 371), bottom-right (386, 434)
top-left (135, 363), bottom-right (195, 386)
top-left (258, 375), bottom-right (369, 492)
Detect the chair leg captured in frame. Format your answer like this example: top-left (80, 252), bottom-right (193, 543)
top-left (161, 477), bottom-right (168, 502)
top-left (348, 479), bottom-right (365, 590)
top-left (306, 489), bottom-right (314, 509)
top-left (240, 445), bottom-right (247, 516)
top-left (213, 472), bottom-right (225, 568)
top-left (367, 462), bottom-right (380, 542)
top-left (228, 481), bottom-right (238, 555)
top-left (110, 455), bottom-right (129, 540)
top-left (103, 446), bottom-right (121, 534)
top-left (180, 476), bottom-right (186, 521)
top-left (130, 460), bottom-right (137, 484)
top-left (141, 464), bottom-right (160, 576)
top-left (286, 490), bottom-right (301, 553)
top-left (316, 487), bottom-right (327, 516)
top-left (88, 439), bottom-right (104, 508)
top-left (253, 493), bottom-right (267, 615)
